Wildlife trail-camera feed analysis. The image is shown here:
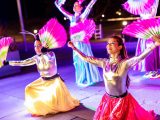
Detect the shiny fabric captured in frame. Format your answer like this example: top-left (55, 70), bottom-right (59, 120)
top-left (9, 52), bottom-right (57, 77)
top-left (76, 44), bottom-right (155, 95)
top-left (73, 43), bottom-right (157, 119)
top-left (93, 93), bottom-right (155, 120)
top-left (25, 76), bottom-right (79, 115)
top-left (70, 21), bottom-right (102, 87)
top-left (9, 51), bottom-right (80, 115)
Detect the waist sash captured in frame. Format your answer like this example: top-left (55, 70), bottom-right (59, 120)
top-left (107, 91), bottom-right (128, 98)
top-left (42, 73), bottom-right (60, 80)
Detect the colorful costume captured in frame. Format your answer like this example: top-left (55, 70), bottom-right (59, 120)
top-left (122, 17), bottom-right (160, 72)
top-left (73, 43), bottom-right (156, 119)
top-left (133, 0), bottom-right (160, 71)
top-left (70, 19), bottom-right (102, 87)
top-left (134, 38), bottom-right (160, 71)
top-left (9, 51), bottom-right (79, 115)
top-left (55, 0), bottom-right (102, 87)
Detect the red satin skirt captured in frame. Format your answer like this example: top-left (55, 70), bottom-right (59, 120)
top-left (93, 93), bottom-right (155, 120)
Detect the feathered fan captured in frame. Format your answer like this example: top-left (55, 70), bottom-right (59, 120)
top-left (70, 19), bottom-right (96, 43)
top-left (0, 37), bottom-right (13, 67)
top-left (122, 18), bottom-right (160, 39)
top-left (78, 0), bottom-right (85, 4)
top-left (122, 0), bottom-right (155, 15)
top-left (38, 18), bottom-right (67, 49)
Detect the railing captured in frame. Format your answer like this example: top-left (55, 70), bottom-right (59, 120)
top-left (94, 24), bottom-right (102, 40)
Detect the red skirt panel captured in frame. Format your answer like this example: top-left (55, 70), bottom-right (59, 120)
top-left (93, 93), bottom-right (155, 120)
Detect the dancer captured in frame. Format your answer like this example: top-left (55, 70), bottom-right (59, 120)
top-left (133, 0), bottom-right (160, 76)
top-left (68, 35), bottom-right (159, 120)
top-left (55, 0), bottom-right (102, 87)
top-left (3, 36), bottom-right (80, 116)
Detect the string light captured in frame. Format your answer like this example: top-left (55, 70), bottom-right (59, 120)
top-left (33, 29), bottom-right (38, 34)
top-left (64, 17), bottom-right (67, 20)
top-left (122, 21), bottom-right (127, 26)
top-left (101, 14), bottom-right (105, 18)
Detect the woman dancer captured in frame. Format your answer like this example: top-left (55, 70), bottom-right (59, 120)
top-left (68, 35), bottom-right (159, 119)
top-left (55, 0), bottom-right (102, 87)
top-left (4, 36), bottom-right (79, 116)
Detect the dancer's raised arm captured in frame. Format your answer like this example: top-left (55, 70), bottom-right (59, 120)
top-left (54, 1), bottom-right (72, 20)
top-left (81, 0), bottom-right (97, 19)
top-left (68, 41), bottom-right (106, 68)
top-left (126, 36), bottom-right (160, 68)
top-left (9, 56), bottom-right (36, 66)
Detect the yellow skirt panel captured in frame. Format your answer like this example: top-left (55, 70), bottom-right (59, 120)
top-left (24, 76), bottom-right (80, 115)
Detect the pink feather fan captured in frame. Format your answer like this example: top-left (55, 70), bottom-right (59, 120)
top-left (70, 19), bottom-right (96, 43)
top-left (38, 18), bottom-right (67, 49)
top-left (78, 0), bottom-right (84, 4)
top-left (0, 37), bottom-right (13, 67)
top-left (122, 0), bottom-right (155, 15)
top-left (122, 18), bottom-right (160, 39)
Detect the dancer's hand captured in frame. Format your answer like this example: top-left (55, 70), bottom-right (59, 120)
top-left (152, 35), bottom-right (160, 46)
top-left (55, 0), bottom-right (65, 6)
top-left (68, 41), bottom-right (76, 49)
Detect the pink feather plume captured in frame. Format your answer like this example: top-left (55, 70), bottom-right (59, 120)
top-left (38, 18), bottom-right (67, 49)
top-left (122, 0), bottom-right (155, 15)
top-left (122, 18), bottom-right (160, 39)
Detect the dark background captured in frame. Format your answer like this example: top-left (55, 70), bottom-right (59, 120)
top-left (0, 0), bottom-right (159, 36)
top-left (0, 0), bottom-right (130, 21)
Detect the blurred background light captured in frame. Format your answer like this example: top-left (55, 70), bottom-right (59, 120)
top-left (122, 21), bottom-right (127, 26)
top-left (33, 29), bottom-right (38, 34)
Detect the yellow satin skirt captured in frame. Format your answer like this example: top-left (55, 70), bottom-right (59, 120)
top-left (24, 76), bottom-right (80, 115)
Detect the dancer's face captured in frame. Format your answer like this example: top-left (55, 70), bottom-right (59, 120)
top-left (106, 38), bottom-right (122, 55)
top-left (73, 2), bottom-right (83, 14)
top-left (34, 40), bottom-right (43, 55)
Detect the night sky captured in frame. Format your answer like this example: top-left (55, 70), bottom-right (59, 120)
top-left (1, 0), bottom-right (160, 21)
top-left (0, 0), bottom-right (139, 21)
top-left (0, 0), bottom-right (159, 35)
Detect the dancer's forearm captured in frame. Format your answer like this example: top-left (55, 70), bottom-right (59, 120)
top-left (72, 46), bottom-right (105, 68)
top-left (126, 44), bottom-right (157, 67)
top-left (81, 0), bottom-right (97, 19)
top-left (54, 1), bottom-right (72, 20)
top-left (9, 57), bottom-right (36, 66)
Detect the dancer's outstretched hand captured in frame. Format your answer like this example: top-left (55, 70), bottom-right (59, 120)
top-left (152, 35), bottom-right (160, 46)
top-left (55, 0), bottom-right (65, 6)
top-left (67, 41), bottom-right (75, 49)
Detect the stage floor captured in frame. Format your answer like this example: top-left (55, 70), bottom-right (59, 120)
top-left (0, 41), bottom-right (160, 120)
top-left (0, 65), bottom-right (160, 120)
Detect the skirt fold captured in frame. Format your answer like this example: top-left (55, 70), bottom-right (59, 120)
top-left (25, 76), bottom-right (79, 115)
top-left (93, 93), bottom-right (155, 120)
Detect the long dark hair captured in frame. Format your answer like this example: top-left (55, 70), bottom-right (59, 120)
top-left (109, 35), bottom-right (128, 59)
top-left (109, 35), bottom-right (130, 88)
top-left (35, 34), bottom-right (49, 53)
